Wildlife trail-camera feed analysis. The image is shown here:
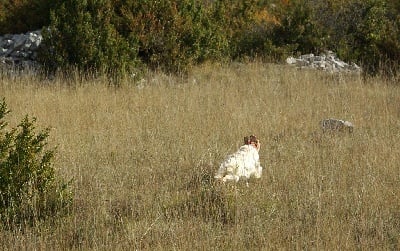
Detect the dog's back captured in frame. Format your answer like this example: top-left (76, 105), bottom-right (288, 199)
top-left (215, 144), bottom-right (262, 183)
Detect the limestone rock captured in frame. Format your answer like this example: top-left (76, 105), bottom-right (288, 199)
top-left (287, 51), bottom-right (362, 74)
top-left (0, 30), bottom-right (42, 71)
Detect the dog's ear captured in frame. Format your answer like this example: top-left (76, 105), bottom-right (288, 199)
top-left (244, 136), bottom-right (250, 145)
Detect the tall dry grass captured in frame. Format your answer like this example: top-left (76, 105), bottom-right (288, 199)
top-left (1, 63), bottom-right (400, 250)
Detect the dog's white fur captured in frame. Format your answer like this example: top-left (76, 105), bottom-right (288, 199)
top-left (214, 144), bottom-right (262, 184)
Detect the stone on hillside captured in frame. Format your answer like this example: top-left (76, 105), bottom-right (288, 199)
top-left (0, 30), bottom-right (42, 71)
top-left (286, 56), bottom-right (297, 64)
top-left (287, 51), bottom-right (361, 74)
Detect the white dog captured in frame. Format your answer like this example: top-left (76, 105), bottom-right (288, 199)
top-left (214, 135), bottom-right (263, 185)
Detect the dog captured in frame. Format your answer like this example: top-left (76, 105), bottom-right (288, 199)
top-left (214, 135), bottom-right (263, 185)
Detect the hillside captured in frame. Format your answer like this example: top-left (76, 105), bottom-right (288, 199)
top-left (1, 63), bottom-right (399, 249)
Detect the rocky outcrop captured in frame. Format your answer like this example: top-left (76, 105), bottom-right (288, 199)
top-left (0, 30), bottom-right (42, 71)
top-left (286, 51), bottom-right (361, 73)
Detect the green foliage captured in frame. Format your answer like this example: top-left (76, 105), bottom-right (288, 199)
top-left (271, 0), bottom-right (327, 56)
top-left (0, 0), bottom-right (55, 34)
top-left (38, 0), bottom-right (140, 82)
top-left (118, 0), bottom-right (229, 73)
top-left (2, 0), bottom-right (400, 77)
top-left (212, 0), bottom-right (270, 60)
top-left (0, 98), bottom-right (72, 227)
top-left (313, 0), bottom-right (400, 76)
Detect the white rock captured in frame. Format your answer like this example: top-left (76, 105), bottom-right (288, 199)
top-left (0, 30), bottom-right (43, 70)
top-left (286, 51), bottom-right (361, 73)
top-left (286, 56), bottom-right (297, 64)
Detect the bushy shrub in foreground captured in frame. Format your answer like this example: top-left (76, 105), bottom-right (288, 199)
top-left (0, 98), bottom-right (72, 227)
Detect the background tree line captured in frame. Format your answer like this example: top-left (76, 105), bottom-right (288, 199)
top-left (0, 0), bottom-right (399, 78)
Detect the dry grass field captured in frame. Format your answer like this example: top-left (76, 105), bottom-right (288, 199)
top-left (1, 62), bottom-right (400, 250)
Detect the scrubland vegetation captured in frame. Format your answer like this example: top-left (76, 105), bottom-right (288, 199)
top-left (1, 0), bottom-right (400, 249)
top-left (1, 0), bottom-right (400, 77)
top-left (1, 63), bottom-right (400, 249)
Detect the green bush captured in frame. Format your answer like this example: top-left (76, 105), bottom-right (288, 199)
top-left (212, 0), bottom-right (265, 60)
top-left (39, 0), bottom-right (231, 75)
top-left (313, 0), bottom-right (400, 76)
top-left (0, 0), bottom-right (54, 34)
top-left (0, 98), bottom-right (72, 227)
top-left (38, 0), bottom-right (140, 82)
top-left (271, 0), bottom-right (327, 57)
top-left (118, 0), bottom-right (229, 73)
top-left (3, 0), bottom-right (399, 78)
top-left (222, 0), bottom-right (327, 62)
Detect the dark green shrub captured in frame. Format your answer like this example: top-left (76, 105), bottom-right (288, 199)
top-left (38, 0), bottom-right (140, 82)
top-left (271, 0), bottom-right (327, 56)
top-left (331, 1), bottom-right (386, 74)
top-left (227, 2), bottom-right (291, 61)
top-left (119, 0), bottom-right (229, 73)
top-left (3, 0), bottom-right (399, 78)
top-left (0, 98), bottom-right (72, 227)
top-left (39, 0), bottom-right (230, 77)
top-left (0, 0), bottom-right (54, 34)
top-left (314, 0), bottom-right (400, 77)
top-left (211, 0), bottom-right (261, 60)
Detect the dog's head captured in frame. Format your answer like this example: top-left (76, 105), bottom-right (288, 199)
top-left (244, 135), bottom-right (258, 145)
